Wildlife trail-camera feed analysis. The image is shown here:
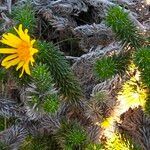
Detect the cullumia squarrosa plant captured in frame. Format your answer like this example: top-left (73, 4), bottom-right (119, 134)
top-left (106, 6), bottom-right (143, 49)
top-left (95, 5), bottom-right (149, 149)
top-left (94, 52), bottom-right (131, 80)
top-left (56, 121), bottom-right (88, 149)
top-left (94, 56), bottom-right (116, 80)
top-left (134, 47), bottom-right (150, 87)
top-left (36, 41), bottom-right (82, 105)
top-left (0, 24), bottom-right (84, 149)
top-left (12, 3), bottom-right (36, 33)
top-left (0, 1), bottom-right (149, 150)
top-left (29, 63), bottom-right (59, 113)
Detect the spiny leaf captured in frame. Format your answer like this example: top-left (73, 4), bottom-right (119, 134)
top-left (12, 2), bottom-right (36, 33)
top-left (94, 56), bottom-right (116, 80)
top-left (36, 41), bottom-right (82, 104)
top-left (106, 6), bottom-right (143, 48)
top-left (56, 121), bottom-right (87, 149)
top-left (43, 95), bottom-right (60, 113)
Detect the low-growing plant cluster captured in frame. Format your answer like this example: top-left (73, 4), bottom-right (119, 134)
top-left (0, 0), bottom-right (149, 150)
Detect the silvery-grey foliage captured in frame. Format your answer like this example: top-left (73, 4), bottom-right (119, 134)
top-left (0, 106), bottom-right (61, 148)
top-left (50, 16), bottom-right (77, 31)
top-left (0, 123), bottom-right (28, 149)
top-left (56, 102), bottom-right (70, 116)
top-left (29, 0), bottom-right (149, 52)
top-left (50, 0), bottom-right (88, 15)
top-left (34, 0), bottom-right (88, 15)
top-left (39, 115), bottom-right (61, 134)
top-left (87, 125), bottom-right (102, 142)
top-left (0, 99), bottom-right (26, 118)
top-left (73, 23), bottom-right (114, 51)
top-left (119, 107), bottom-right (150, 150)
top-left (83, 0), bottom-right (115, 7)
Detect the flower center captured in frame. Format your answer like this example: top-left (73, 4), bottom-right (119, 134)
top-left (17, 41), bottom-right (31, 61)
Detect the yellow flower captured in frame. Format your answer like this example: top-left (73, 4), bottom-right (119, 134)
top-left (0, 24), bottom-right (38, 77)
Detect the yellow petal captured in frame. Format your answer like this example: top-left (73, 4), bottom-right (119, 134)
top-left (31, 39), bottom-right (36, 46)
top-left (2, 54), bottom-right (18, 63)
top-left (30, 48), bottom-right (38, 54)
top-left (19, 68), bottom-right (24, 78)
top-left (0, 48), bottom-right (17, 54)
top-left (24, 63), bottom-right (31, 75)
top-left (30, 56), bottom-right (35, 63)
top-left (101, 117), bottom-right (114, 128)
top-left (2, 58), bottom-right (20, 69)
top-left (14, 24), bottom-right (24, 37)
top-left (1, 33), bottom-right (22, 48)
top-left (30, 56), bottom-right (35, 66)
top-left (16, 61), bottom-right (24, 71)
top-left (14, 24), bottom-right (30, 43)
top-left (25, 29), bottom-right (28, 34)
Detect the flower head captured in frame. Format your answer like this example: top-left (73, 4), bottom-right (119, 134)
top-left (0, 24), bottom-right (38, 77)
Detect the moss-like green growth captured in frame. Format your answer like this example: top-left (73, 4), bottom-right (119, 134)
top-left (43, 95), bottom-right (59, 113)
top-left (94, 51), bottom-right (131, 80)
top-left (36, 41), bottom-right (82, 104)
top-left (106, 6), bottom-right (142, 48)
top-left (56, 121), bottom-right (87, 149)
top-left (26, 63), bottom-right (57, 110)
top-left (94, 57), bottom-right (116, 80)
top-left (134, 47), bottom-right (150, 70)
top-left (113, 52), bottom-right (131, 74)
top-left (31, 63), bottom-right (53, 94)
top-left (65, 128), bottom-right (86, 147)
top-left (134, 47), bottom-right (150, 87)
top-left (140, 69), bottom-right (150, 87)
